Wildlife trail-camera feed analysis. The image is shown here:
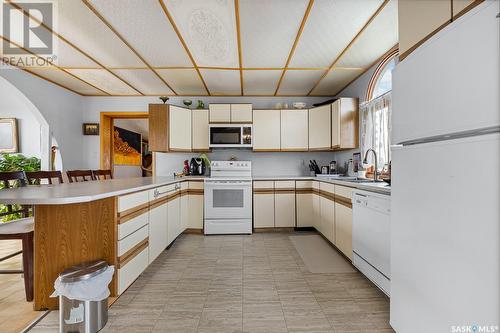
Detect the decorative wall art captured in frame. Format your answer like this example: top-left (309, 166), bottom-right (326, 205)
top-left (113, 127), bottom-right (142, 166)
top-left (0, 118), bottom-right (19, 153)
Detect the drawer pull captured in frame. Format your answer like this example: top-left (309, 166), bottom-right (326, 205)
top-left (154, 187), bottom-right (177, 198)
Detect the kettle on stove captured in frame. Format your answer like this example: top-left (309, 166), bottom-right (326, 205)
top-left (190, 158), bottom-right (205, 176)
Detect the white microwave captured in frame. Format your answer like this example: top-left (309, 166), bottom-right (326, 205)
top-left (208, 124), bottom-right (252, 148)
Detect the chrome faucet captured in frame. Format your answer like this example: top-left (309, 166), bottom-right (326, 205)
top-left (363, 149), bottom-right (378, 182)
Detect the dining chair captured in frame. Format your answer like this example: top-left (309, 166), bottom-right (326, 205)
top-left (92, 169), bottom-right (113, 181)
top-left (25, 170), bottom-right (64, 185)
top-left (66, 170), bottom-right (95, 183)
top-left (0, 171), bottom-right (34, 301)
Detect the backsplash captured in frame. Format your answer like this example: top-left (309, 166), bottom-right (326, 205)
top-left (155, 150), bottom-right (339, 177)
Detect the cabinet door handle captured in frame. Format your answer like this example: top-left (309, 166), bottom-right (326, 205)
top-left (154, 188), bottom-right (177, 198)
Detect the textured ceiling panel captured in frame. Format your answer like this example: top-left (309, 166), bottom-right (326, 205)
top-left (112, 69), bottom-right (174, 95)
top-left (289, 0), bottom-right (383, 68)
top-left (336, 0), bottom-right (398, 68)
top-left (51, 0), bottom-right (144, 67)
top-left (28, 68), bottom-right (106, 95)
top-left (277, 70), bottom-right (324, 95)
top-left (310, 68), bottom-right (363, 96)
top-left (239, 0), bottom-right (308, 68)
top-left (157, 69), bottom-right (208, 95)
top-left (66, 69), bottom-right (140, 95)
top-left (88, 0), bottom-right (191, 67)
top-left (200, 69), bottom-right (241, 95)
top-left (162, 0), bottom-right (239, 68)
top-left (243, 70), bottom-right (282, 95)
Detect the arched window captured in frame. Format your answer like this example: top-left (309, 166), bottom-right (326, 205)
top-left (360, 49), bottom-right (398, 174)
top-left (366, 49), bottom-right (398, 101)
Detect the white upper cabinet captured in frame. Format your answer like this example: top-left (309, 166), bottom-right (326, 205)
top-left (192, 109), bottom-right (209, 151)
top-left (309, 104), bottom-right (331, 151)
top-left (169, 105), bottom-right (192, 151)
top-left (209, 104), bottom-right (231, 123)
top-left (253, 109), bottom-right (281, 151)
top-left (209, 104), bottom-right (253, 123)
top-left (281, 109), bottom-right (308, 151)
top-left (231, 104), bottom-right (253, 123)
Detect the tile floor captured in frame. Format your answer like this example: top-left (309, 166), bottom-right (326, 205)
top-left (30, 232), bottom-right (393, 333)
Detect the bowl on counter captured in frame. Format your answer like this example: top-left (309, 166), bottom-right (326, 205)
top-left (293, 102), bottom-right (306, 109)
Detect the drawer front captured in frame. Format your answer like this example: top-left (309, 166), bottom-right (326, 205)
top-left (296, 180), bottom-right (313, 189)
top-left (149, 184), bottom-right (177, 202)
top-left (335, 185), bottom-right (354, 200)
top-left (312, 181), bottom-right (320, 190)
top-left (188, 181), bottom-right (204, 190)
top-left (180, 181), bottom-right (189, 190)
top-left (274, 180), bottom-right (295, 190)
top-left (118, 212), bottom-right (149, 240)
top-left (118, 224), bottom-right (149, 257)
top-left (117, 247), bottom-right (148, 294)
top-left (320, 182), bottom-right (335, 195)
top-left (253, 181), bottom-right (274, 189)
top-left (118, 190), bottom-right (149, 213)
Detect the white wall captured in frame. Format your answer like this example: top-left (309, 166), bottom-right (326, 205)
top-left (0, 66), bottom-right (84, 170)
top-left (332, 62), bottom-right (379, 171)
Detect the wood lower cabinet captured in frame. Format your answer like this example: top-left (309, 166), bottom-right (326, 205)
top-left (275, 181), bottom-right (296, 228)
top-left (148, 104), bottom-right (169, 152)
top-left (296, 181), bottom-right (313, 228)
top-left (309, 104), bottom-right (331, 151)
top-left (331, 98), bottom-right (359, 150)
top-left (253, 181), bottom-right (274, 228)
top-left (192, 109), bottom-right (209, 151)
top-left (281, 109), bottom-right (308, 151)
top-left (188, 181), bottom-right (204, 230)
top-left (253, 109), bottom-right (281, 151)
top-left (319, 183), bottom-right (335, 244)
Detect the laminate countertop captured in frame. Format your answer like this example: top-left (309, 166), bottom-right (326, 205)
top-left (0, 175), bottom-right (389, 205)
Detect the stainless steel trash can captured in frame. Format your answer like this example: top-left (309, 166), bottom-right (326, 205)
top-left (58, 260), bottom-right (109, 333)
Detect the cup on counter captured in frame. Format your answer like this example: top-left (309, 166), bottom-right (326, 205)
top-left (357, 170), bottom-right (366, 178)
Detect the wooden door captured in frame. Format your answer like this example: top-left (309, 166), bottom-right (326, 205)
top-left (309, 105), bottom-right (331, 150)
top-left (253, 109), bottom-right (281, 151)
top-left (192, 109), bottom-right (209, 151)
top-left (331, 101), bottom-right (341, 149)
top-left (281, 109), bottom-right (308, 151)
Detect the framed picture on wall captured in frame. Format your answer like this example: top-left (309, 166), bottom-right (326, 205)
top-left (0, 118), bottom-right (19, 153)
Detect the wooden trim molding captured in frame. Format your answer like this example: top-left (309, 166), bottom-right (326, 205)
top-left (307, 0), bottom-right (390, 95)
top-left (167, 192), bottom-right (181, 202)
top-left (274, 188), bottom-right (296, 193)
top-left (253, 188), bottom-right (275, 194)
top-left (274, 0), bottom-right (315, 96)
top-left (296, 188), bottom-right (314, 194)
top-left (234, 0), bottom-right (244, 95)
top-left (319, 190), bottom-right (335, 201)
top-left (117, 238), bottom-right (149, 269)
top-left (334, 194), bottom-right (352, 208)
top-left (452, 0), bottom-right (484, 20)
top-left (117, 202), bottom-right (150, 219)
top-left (183, 228), bottom-right (203, 234)
top-left (365, 48), bottom-right (399, 101)
top-left (149, 197), bottom-right (169, 210)
top-left (309, 147), bottom-right (333, 152)
top-left (187, 189), bottom-right (204, 195)
top-left (118, 206), bottom-right (149, 224)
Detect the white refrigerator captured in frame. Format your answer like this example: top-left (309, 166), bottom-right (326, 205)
top-left (390, 1), bottom-right (500, 333)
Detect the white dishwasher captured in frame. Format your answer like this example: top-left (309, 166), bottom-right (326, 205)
top-left (352, 190), bottom-right (391, 296)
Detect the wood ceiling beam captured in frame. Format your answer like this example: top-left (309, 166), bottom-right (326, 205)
top-left (158, 0), bottom-right (211, 96)
top-left (306, 0), bottom-right (390, 96)
top-left (273, 0), bottom-right (315, 96)
top-left (234, 0), bottom-right (243, 96)
top-left (81, 0), bottom-right (177, 95)
top-left (0, 35), bottom-right (110, 95)
top-left (5, 0), bottom-right (144, 96)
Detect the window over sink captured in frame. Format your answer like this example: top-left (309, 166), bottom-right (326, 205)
top-left (361, 49), bottom-right (398, 171)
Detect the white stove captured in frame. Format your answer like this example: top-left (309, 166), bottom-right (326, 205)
top-left (204, 161), bottom-right (252, 235)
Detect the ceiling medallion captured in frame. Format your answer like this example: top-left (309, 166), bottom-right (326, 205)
top-left (188, 8), bottom-right (229, 63)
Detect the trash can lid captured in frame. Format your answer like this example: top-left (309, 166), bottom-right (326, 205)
top-left (60, 260), bottom-right (108, 283)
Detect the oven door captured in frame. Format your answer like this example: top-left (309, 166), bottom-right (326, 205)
top-left (204, 179), bottom-right (252, 219)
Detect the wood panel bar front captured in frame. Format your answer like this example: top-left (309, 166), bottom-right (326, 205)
top-left (33, 197), bottom-right (117, 310)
